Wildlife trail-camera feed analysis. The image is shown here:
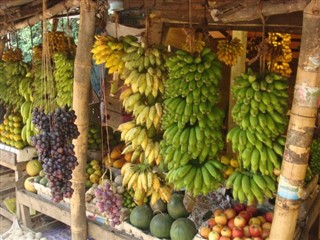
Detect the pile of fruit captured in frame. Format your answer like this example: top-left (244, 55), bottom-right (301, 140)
top-left (226, 69), bottom-right (288, 204)
top-left (129, 193), bottom-right (198, 240)
top-left (199, 204), bottom-right (273, 239)
top-left (24, 159), bottom-right (43, 193)
top-left (0, 112), bottom-right (27, 149)
top-left (122, 188), bottom-right (137, 210)
top-left (217, 38), bottom-right (244, 66)
top-left (85, 159), bottom-right (103, 189)
top-left (105, 144), bottom-right (129, 169)
top-left (161, 47), bottom-right (226, 196)
top-left (88, 124), bottom-right (121, 151)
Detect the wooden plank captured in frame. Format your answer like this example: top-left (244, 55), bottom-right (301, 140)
top-left (0, 149), bottom-right (16, 166)
top-left (0, 206), bottom-right (16, 221)
top-left (88, 220), bottom-right (140, 240)
top-left (16, 190), bottom-right (71, 226)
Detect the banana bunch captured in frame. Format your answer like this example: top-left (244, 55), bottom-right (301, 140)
top-left (32, 46), bottom-right (42, 62)
top-left (121, 163), bottom-right (173, 205)
top-left (20, 101), bottom-right (36, 145)
top-left (226, 171), bottom-right (276, 205)
top-left (161, 47), bottom-right (225, 196)
top-left (267, 33), bottom-right (292, 77)
top-left (0, 61), bottom-right (29, 110)
top-left (2, 48), bottom-right (23, 62)
top-left (217, 37), bottom-right (244, 66)
top-left (167, 159), bottom-right (225, 196)
top-left (119, 121), bottom-right (162, 165)
top-left (226, 70), bottom-right (288, 200)
top-left (48, 31), bottom-right (76, 55)
top-left (91, 35), bottom-right (133, 74)
top-left (19, 75), bottom-right (34, 103)
top-left (53, 52), bottom-right (74, 107)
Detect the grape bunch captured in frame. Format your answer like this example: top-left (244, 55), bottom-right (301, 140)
top-left (31, 107), bottom-right (80, 202)
top-left (94, 182), bottom-right (123, 227)
top-left (122, 189), bottom-right (137, 210)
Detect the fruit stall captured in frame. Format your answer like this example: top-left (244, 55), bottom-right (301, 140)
top-left (0, 0), bottom-right (319, 240)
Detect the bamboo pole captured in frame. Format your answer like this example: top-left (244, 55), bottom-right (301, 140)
top-left (227, 31), bottom-right (247, 157)
top-left (269, 0), bottom-right (320, 239)
top-left (70, 1), bottom-right (96, 240)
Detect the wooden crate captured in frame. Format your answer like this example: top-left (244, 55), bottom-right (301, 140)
top-left (0, 144), bottom-right (37, 164)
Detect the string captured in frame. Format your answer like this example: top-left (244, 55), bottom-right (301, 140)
top-left (188, 0), bottom-right (194, 53)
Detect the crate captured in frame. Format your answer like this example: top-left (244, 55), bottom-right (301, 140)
top-left (0, 144), bottom-right (37, 164)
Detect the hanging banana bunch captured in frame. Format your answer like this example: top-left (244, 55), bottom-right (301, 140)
top-left (161, 47), bottom-right (226, 197)
top-left (121, 163), bottom-right (173, 205)
top-left (217, 37), bottom-right (244, 66)
top-left (226, 69), bottom-right (289, 204)
top-left (2, 47), bottom-right (23, 62)
top-left (267, 33), bottom-right (292, 78)
top-left (91, 35), bottom-right (128, 74)
top-left (48, 31), bottom-right (76, 55)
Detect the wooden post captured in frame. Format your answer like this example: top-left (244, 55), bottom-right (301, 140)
top-left (269, 1), bottom-right (320, 239)
top-left (226, 31), bottom-right (247, 157)
top-left (70, 1), bottom-right (96, 240)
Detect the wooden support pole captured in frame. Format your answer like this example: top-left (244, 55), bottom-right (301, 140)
top-left (70, 1), bottom-right (96, 240)
top-left (227, 31), bottom-right (247, 157)
top-left (269, 1), bottom-right (320, 239)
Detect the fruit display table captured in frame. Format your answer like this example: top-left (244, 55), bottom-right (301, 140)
top-left (0, 144), bottom-right (37, 221)
top-left (15, 189), bottom-right (140, 240)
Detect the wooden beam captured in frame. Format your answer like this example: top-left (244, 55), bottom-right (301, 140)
top-left (210, 0), bottom-right (310, 23)
top-left (0, 0), bottom-right (80, 37)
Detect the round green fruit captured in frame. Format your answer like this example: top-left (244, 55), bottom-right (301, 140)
top-left (170, 218), bottom-right (197, 240)
top-left (150, 213), bottom-right (174, 239)
top-left (167, 193), bottom-right (189, 219)
top-left (130, 204), bottom-right (153, 230)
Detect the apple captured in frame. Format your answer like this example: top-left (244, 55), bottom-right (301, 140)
top-left (224, 208), bottom-right (236, 219)
top-left (212, 224), bottom-right (224, 233)
top-left (249, 217), bottom-right (261, 226)
top-left (262, 228), bottom-right (271, 238)
top-left (257, 216), bottom-right (266, 224)
top-left (219, 237), bottom-right (231, 240)
top-left (221, 226), bottom-right (232, 237)
top-left (227, 218), bottom-right (235, 229)
top-left (200, 226), bottom-right (212, 239)
top-left (215, 213), bottom-right (228, 226)
top-left (262, 222), bottom-right (272, 230)
top-left (214, 208), bottom-right (224, 217)
top-left (234, 203), bottom-right (246, 213)
top-left (232, 226), bottom-right (244, 238)
top-left (246, 206), bottom-right (257, 217)
top-left (234, 215), bottom-right (247, 228)
top-left (233, 237), bottom-right (243, 240)
top-left (252, 237), bottom-right (263, 240)
top-left (265, 212), bottom-right (273, 223)
top-left (239, 211), bottom-right (251, 223)
top-left (249, 224), bottom-right (262, 237)
top-left (243, 225), bottom-right (251, 237)
top-left (208, 231), bottom-right (220, 240)
top-left (208, 218), bottom-right (217, 228)
top-left (243, 238), bottom-right (252, 240)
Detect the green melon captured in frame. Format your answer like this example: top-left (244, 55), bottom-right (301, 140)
top-left (129, 204), bottom-right (153, 230)
top-left (170, 218), bottom-right (197, 240)
top-left (167, 193), bottom-right (189, 219)
top-left (150, 213), bottom-right (174, 239)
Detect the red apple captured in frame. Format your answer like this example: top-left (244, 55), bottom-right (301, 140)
top-left (221, 226), bottom-right (232, 237)
top-left (208, 218), bottom-right (217, 228)
top-left (246, 206), bottom-right (258, 217)
top-left (214, 208), bottom-right (224, 217)
top-left (234, 215), bottom-right (247, 228)
top-left (257, 216), bottom-right (266, 224)
top-left (243, 226), bottom-right (251, 237)
top-left (200, 226), bottom-right (212, 239)
top-left (232, 226), bottom-right (244, 238)
top-left (262, 222), bottom-right (272, 230)
top-left (238, 211), bottom-right (251, 223)
top-left (215, 213), bottom-right (228, 226)
top-left (243, 238), bottom-right (252, 240)
top-left (249, 217), bottom-right (261, 226)
top-left (219, 237), bottom-right (231, 240)
top-left (208, 231), bottom-right (220, 240)
top-left (233, 237), bottom-right (243, 240)
top-left (212, 224), bottom-right (224, 234)
top-left (262, 228), bottom-right (271, 238)
top-left (249, 224), bottom-right (262, 237)
top-left (224, 208), bottom-right (237, 219)
top-left (234, 203), bottom-right (246, 213)
top-left (252, 238), bottom-right (263, 240)
top-left (265, 212), bottom-right (273, 223)
top-left (227, 218), bottom-right (235, 229)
